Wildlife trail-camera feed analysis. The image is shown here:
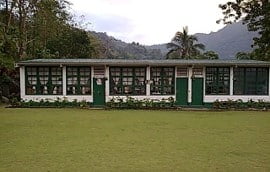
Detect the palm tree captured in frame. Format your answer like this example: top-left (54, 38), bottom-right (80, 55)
top-left (166, 26), bottom-right (205, 59)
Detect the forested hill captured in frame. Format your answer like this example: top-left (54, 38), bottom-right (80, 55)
top-left (195, 22), bottom-right (257, 59)
top-left (0, 0), bottom-right (258, 64)
top-left (93, 22), bottom-right (257, 59)
top-left (90, 31), bottom-right (163, 59)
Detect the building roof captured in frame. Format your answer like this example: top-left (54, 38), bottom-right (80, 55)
top-left (16, 58), bottom-right (270, 67)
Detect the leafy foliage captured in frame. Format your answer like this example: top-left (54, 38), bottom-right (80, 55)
top-left (235, 51), bottom-right (255, 60)
top-left (200, 51), bottom-right (219, 60)
top-left (46, 27), bottom-right (95, 58)
top-left (107, 96), bottom-right (175, 109)
top-left (218, 0), bottom-right (270, 61)
top-left (0, 0), bottom-right (104, 98)
top-left (0, 0), bottom-right (103, 64)
top-left (213, 99), bottom-right (270, 110)
top-left (11, 98), bottom-right (90, 108)
top-left (166, 26), bottom-right (205, 59)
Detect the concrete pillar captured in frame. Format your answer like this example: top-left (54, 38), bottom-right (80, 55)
top-left (62, 66), bottom-right (67, 96)
top-left (105, 66), bottom-right (110, 102)
top-left (188, 67), bottom-right (192, 103)
top-left (269, 67), bottom-right (270, 96)
top-left (146, 66), bottom-right (150, 96)
top-left (20, 66), bottom-right (26, 98)
top-left (230, 66), bottom-right (234, 96)
top-left (202, 67), bottom-right (206, 102)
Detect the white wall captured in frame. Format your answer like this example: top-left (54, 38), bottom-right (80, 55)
top-left (204, 66), bottom-right (270, 102)
top-left (20, 65), bottom-right (270, 103)
top-left (105, 65), bottom-right (175, 102)
top-left (20, 66), bottom-right (93, 102)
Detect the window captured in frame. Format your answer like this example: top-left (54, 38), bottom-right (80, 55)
top-left (110, 67), bottom-right (146, 95)
top-left (205, 67), bottom-right (230, 95)
top-left (51, 67), bottom-right (63, 94)
top-left (26, 67), bottom-right (38, 95)
top-left (150, 67), bottom-right (175, 95)
top-left (25, 66), bottom-right (62, 95)
top-left (233, 67), bottom-right (269, 95)
top-left (67, 67), bottom-right (91, 95)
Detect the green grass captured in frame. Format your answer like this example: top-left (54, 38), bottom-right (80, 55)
top-left (0, 108), bottom-right (270, 171)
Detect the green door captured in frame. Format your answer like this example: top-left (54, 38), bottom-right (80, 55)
top-left (176, 78), bottom-right (188, 106)
top-left (191, 78), bottom-right (203, 106)
top-left (93, 78), bottom-right (105, 107)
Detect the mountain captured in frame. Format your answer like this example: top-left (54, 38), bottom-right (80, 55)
top-left (91, 21), bottom-right (257, 59)
top-left (195, 22), bottom-right (257, 59)
top-left (90, 31), bottom-right (163, 59)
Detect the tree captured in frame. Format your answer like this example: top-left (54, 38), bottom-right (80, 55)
top-left (166, 26), bottom-right (205, 59)
top-left (0, 0), bottom-right (104, 61)
top-left (235, 52), bottom-right (255, 60)
top-left (0, 0), bottom-right (104, 100)
top-left (217, 0), bottom-right (270, 61)
top-left (200, 51), bottom-right (219, 60)
top-left (46, 27), bottom-right (95, 58)
top-left (0, 0), bottom-right (72, 60)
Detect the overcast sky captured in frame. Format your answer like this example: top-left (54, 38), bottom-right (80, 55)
top-left (69, 0), bottom-right (228, 45)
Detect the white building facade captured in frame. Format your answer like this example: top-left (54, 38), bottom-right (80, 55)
top-left (17, 59), bottom-right (270, 106)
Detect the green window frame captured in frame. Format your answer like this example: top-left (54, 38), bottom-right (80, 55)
top-left (150, 67), bottom-right (175, 95)
top-left (67, 67), bottom-right (91, 95)
top-left (110, 67), bottom-right (146, 95)
top-left (205, 67), bottom-right (230, 95)
top-left (233, 67), bottom-right (269, 95)
top-left (25, 66), bottom-right (63, 95)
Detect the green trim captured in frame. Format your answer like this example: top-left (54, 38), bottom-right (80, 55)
top-left (66, 66), bottom-right (91, 95)
top-left (150, 67), bottom-right (175, 95)
top-left (233, 67), bottom-right (269, 95)
top-left (93, 78), bottom-right (106, 107)
top-left (109, 67), bottom-right (146, 95)
top-left (205, 67), bottom-right (230, 95)
top-left (191, 78), bottom-right (204, 105)
top-left (175, 77), bottom-right (188, 105)
top-left (25, 66), bottom-right (63, 95)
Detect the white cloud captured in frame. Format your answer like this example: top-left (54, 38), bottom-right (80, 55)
top-left (69, 0), bottom-right (228, 45)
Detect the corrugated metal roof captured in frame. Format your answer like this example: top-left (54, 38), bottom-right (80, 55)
top-left (16, 58), bottom-right (270, 66)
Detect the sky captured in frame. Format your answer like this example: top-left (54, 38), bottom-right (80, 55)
top-left (69, 0), bottom-right (229, 45)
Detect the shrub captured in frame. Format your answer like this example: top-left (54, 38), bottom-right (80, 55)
top-left (106, 96), bottom-right (175, 109)
top-left (16, 99), bottom-right (90, 108)
top-left (213, 99), bottom-right (270, 110)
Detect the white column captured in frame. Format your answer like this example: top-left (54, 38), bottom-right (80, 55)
top-left (174, 66), bottom-right (177, 96)
top-left (91, 66), bottom-right (94, 98)
top-left (105, 66), bottom-right (110, 102)
top-left (146, 66), bottom-right (150, 96)
top-left (188, 67), bottom-right (192, 103)
top-left (230, 66), bottom-right (234, 96)
top-left (202, 67), bottom-right (206, 102)
top-left (20, 66), bottom-right (26, 99)
top-left (269, 67), bottom-right (270, 96)
top-left (62, 66), bottom-right (67, 96)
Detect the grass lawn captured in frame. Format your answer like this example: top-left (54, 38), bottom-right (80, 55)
top-left (0, 107), bottom-right (270, 171)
